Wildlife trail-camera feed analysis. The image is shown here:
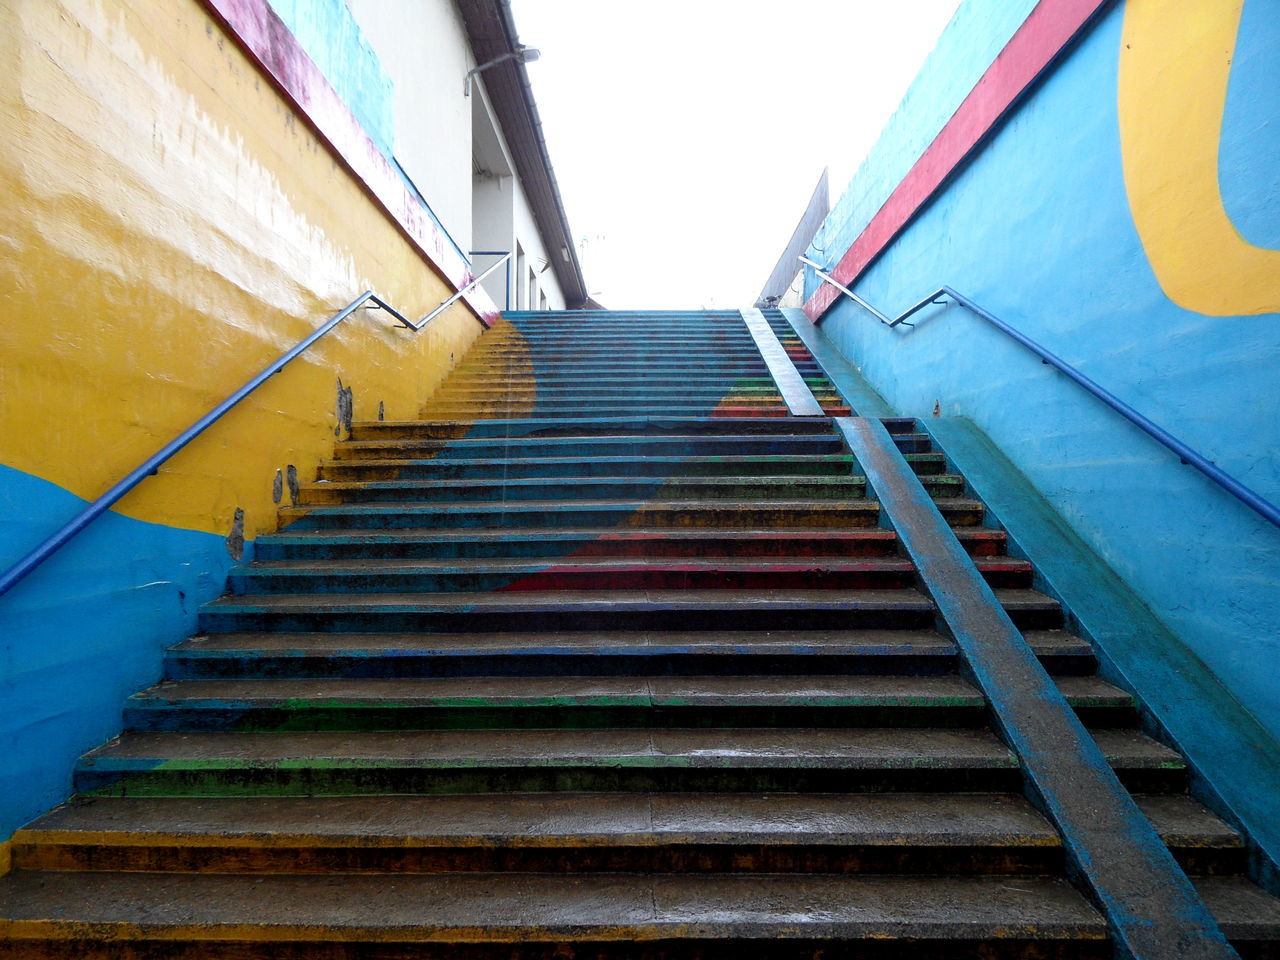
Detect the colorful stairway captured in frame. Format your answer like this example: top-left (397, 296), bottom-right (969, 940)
top-left (1, 309), bottom-right (1278, 957)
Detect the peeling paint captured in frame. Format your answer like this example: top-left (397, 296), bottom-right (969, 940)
top-left (335, 378), bottom-right (354, 439)
top-left (225, 508), bottom-right (245, 562)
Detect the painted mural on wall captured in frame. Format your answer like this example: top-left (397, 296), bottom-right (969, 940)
top-left (801, 0), bottom-right (1279, 750)
top-left (1118, 0), bottom-right (1280, 315)
top-left (0, 0), bottom-right (487, 845)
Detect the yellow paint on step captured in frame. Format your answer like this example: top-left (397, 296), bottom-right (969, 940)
top-left (0, 0), bottom-right (484, 541)
top-left (424, 317), bottom-right (536, 420)
top-left (1119, 0), bottom-right (1280, 315)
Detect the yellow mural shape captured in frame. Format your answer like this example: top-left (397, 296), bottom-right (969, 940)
top-left (1119, 0), bottom-right (1280, 316)
top-left (0, 0), bottom-right (483, 542)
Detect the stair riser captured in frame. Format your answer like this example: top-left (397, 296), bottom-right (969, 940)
top-left (226, 567), bottom-right (1033, 594)
top-left (71, 765), bottom-right (1181, 798)
top-left (72, 767), bottom-right (1032, 799)
top-left (436, 377), bottom-right (825, 389)
top-left (122, 703), bottom-right (991, 733)
top-left (334, 438), bottom-right (850, 459)
top-left (333, 438), bottom-right (933, 461)
top-left (163, 650), bottom-right (1097, 681)
top-left (297, 480), bottom-right (965, 505)
top-left (0, 936), bottom-right (1124, 960)
top-left (448, 364), bottom-right (831, 378)
top-left (277, 505), bottom-right (889, 532)
top-left (463, 353), bottom-right (776, 364)
top-left (165, 652), bottom-right (972, 681)
top-left (197, 605), bottom-right (1061, 635)
top-left (252, 534), bottom-right (909, 562)
top-left (317, 454), bottom-right (949, 480)
top-left (419, 406), bottom-right (851, 419)
top-left (433, 387), bottom-right (844, 399)
top-left (295, 481), bottom-right (873, 505)
top-left (197, 606), bottom-right (942, 635)
top-left (349, 418), bottom-right (842, 439)
top-left (13, 842), bottom-right (1070, 876)
top-left (317, 458), bottom-right (860, 481)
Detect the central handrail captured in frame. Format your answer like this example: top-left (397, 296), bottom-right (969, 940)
top-left (800, 256), bottom-right (1280, 531)
top-left (0, 271), bottom-right (506, 600)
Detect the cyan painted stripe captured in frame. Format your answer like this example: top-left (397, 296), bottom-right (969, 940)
top-left (739, 309), bottom-right (824, 416)
top-left (778, 308), bottom-right (897, 417)
top-left (835, 416), bottom-right (1233, 958)
top-left (923, 416), bottom-right (1280, 878)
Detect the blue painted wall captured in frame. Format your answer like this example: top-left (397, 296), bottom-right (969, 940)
top-left (806, 0), bottom-right (1280, 734)
top-left (0, 466), bottom-right (234, 840)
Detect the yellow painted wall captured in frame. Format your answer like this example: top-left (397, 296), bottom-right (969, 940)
top-left (0, 0), bottom-right (485, 543)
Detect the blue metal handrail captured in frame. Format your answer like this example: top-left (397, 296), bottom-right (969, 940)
top-left (0, 275), bottom-right (500, 600)
top-left (801, 256), bottom-right (1280, 531)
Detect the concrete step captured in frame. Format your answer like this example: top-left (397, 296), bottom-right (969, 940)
top-left (198, 587), bottom-right (1062, 634)
top-left (333, 433), bottom-right (851, 460)
top-left (225, 554), bottom-right (1033, 594)
top-left (436, 376), bottom-right (829, 389)
top-left (317, 452), bottom-right (864, 481)
top-left (420, 404), bottom-right (853, 419)
top-left (120, 675), bottom-right (1131, 733)
top-left (0, 870), bottom-right (1132, 959)
top-left (446, 364), bottom-right (826, 379)
top-left (450, 358), bottom-right (784, 371)
top-left (458, 350), bottom-right (773, 361)
top-left (294, 475), bottom-right (886, 505)
top-left (165, 628), bottom-right (1097, 680)
top-left (348, 416), bottom-right (844, 438)
top-left (70, 727), bottom-right (1183, 796)
top-left (252, 525), bottom-right (1006, 561)
top-left (275, 498), bottom-right (986, 532)
top-left (316, 452), bottom-right (950, 481)
top-left (11, 793), bottom-right (1241, 876)
top-left (431, 385), bottom-right (843, 398)
top-left (278, 498), bottom-right (888, 531)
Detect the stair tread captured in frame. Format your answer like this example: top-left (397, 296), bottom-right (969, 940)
top-left (232, 556), bottom-right (1029, 574)
top-left (173, 628), bottom-right (1086, 656)
top-left (80, 727), bottom-right (1016, 767)
top-left (18, 793), bottom-right (1239, 849)
top-left (203, 587), bottom-right (1056, 612)
top-left (129, 674), bottom-right (1125, 708)
top-left (17, 793), bottom-right (1058, 846)
top-left (0, 871), bottom-right (1111, 940)
top-left (300, 476), bottom-right (878, 490)
top-left (281, 497), bottom-right (893, 513)
top-left (260, 527), bottom-right (908, 543)
top-left (131, 674), bottom-right (988, 706)
top-left (324, 455), bottom-right (863, 466)
top-left (79, 727), bottom-right (1176, 767)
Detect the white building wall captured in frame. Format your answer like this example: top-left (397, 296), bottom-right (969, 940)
top-left (508, 167), bottom-right (566, 310)
top-left (345, 0), bottom-right (474, 251)
top-left (345, 0), bottom-right (570, 309)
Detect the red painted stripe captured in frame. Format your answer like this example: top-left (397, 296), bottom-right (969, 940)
top-left (805, 0), bottom-right (1109, 321)
top-left (200, 0), bottom-right (499, 325)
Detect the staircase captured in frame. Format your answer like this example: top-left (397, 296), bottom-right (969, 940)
top-left (2, 308), bottom-right (1278, 957)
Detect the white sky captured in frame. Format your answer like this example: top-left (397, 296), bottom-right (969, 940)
top-left (508, 0), bottom-right (963, 309)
